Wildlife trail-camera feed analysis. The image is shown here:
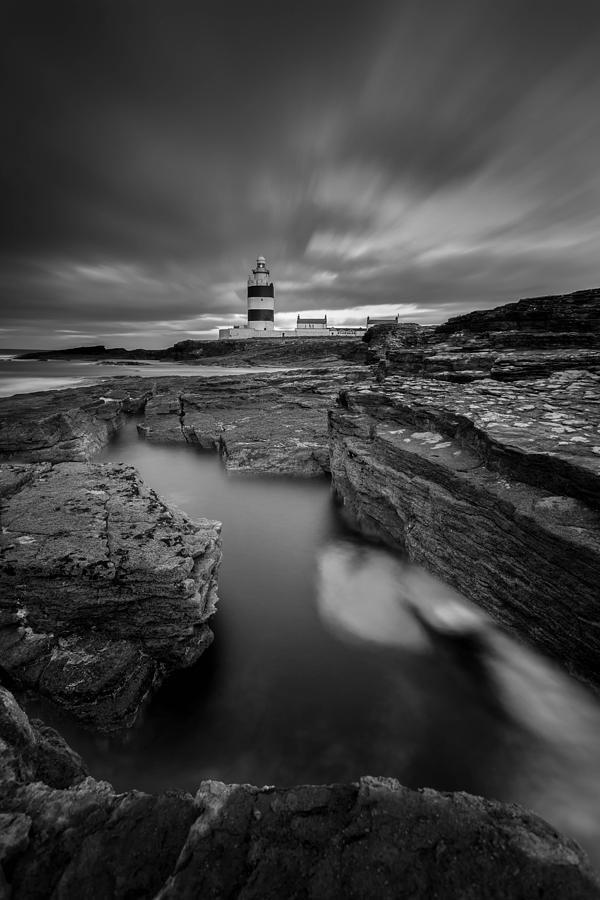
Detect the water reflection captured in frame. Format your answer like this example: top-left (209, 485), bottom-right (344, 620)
top-left (317, 538), bottom-right (600, 859)
top-left (316, 540), bottom-right (485, 649)
top-left (23, 425), bottom-right (600, 867)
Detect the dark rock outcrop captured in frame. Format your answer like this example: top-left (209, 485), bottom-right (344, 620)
top-left (329, 369), bottom-right (600, 686)
top-left (1, 687), bottom-right (598, 900)
top-left (0, 462), bottom-right (221, 731)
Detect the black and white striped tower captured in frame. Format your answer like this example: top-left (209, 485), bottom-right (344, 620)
top-left (247, 255), bottom-right (275, 331)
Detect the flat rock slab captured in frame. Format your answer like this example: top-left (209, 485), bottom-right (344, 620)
top-left (0, 461), bottom-right (221, 731)
top-left (342, 370), bottom-right (600, 504)
top-left (330, 370), bottom-right (600, 686)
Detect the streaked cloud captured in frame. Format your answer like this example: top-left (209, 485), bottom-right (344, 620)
top-left (1, 0), bottom-right (599, 347)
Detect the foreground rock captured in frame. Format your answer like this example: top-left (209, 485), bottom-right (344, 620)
top-left (138, 367), bottom-right (368, 475)
top-left (1, 688), bottom-right (598, 900)
top-left (0, 462), bottom-right (221, 730)
top-left (329, 369), bottom-right (600, 686)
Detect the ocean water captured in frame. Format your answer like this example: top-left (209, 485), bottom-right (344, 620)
top-left (22, 419), bottom-right (600, 867)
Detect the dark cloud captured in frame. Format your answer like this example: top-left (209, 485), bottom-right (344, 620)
top-left (1, 0), bottom-right (600, 347)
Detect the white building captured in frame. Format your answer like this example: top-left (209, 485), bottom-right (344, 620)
top-left (296, 315), bottom-right (331, 337)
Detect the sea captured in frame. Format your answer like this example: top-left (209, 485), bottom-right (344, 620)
top-left (3, 353), bottom-right (600, 867)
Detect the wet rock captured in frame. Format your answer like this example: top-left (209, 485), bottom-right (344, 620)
top-left (153, 778), bottom-right (600, 900)
top-left (0, 462), bottom-right (221, 730)
top-left (139, 367), bottom-right (369, 476)
top-left (329, 370), bottom-right (600, 686)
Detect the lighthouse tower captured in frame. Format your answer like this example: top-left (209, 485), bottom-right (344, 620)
top-left (247, 255), bottom-right (275, 331)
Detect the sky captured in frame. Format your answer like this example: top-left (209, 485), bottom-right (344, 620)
top-left (2, 0), bottom-right (600, 349)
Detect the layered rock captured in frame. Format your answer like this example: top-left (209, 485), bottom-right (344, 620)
top-left (381, 345), bottom-right (600, 382)
top-left (0, 462), bottom-right (221, 730)
top-left (1, 687), bottom-right (598, 900)
top-left (138, 367), bottom-right (368, 476)
top-left (329, 370), bottom-right (600, 686)
top-left (436, 286), bottom-right (600, 340)
top-left (0, 379), bottom-right (153, 462)
top-left (373, 288), bottom-right (600, 381)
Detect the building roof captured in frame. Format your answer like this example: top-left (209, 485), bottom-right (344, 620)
top-left (366, 316), bottom-right (400, 326)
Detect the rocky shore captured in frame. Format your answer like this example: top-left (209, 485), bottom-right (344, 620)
top-left (18, 335), bottom-right (365, 368)
top-left (328, 287), bottom-right (600, 688)
top-left (1, 285), bottom-right (600, 895)
top-left (1, 686), bottom-right (598, 899)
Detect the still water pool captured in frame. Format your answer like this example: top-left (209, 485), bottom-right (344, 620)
top-left (29, 421), bottom-right (600, 865)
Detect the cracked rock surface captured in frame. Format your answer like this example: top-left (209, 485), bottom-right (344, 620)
top-left (0, 462), bottom-right (221, 731)
top-left (137, 366), bottom-right (369, 476)
top-left (1, 686), bottom-right (598, 900)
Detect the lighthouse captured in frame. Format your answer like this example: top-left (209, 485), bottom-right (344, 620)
top-left (247, 255), bottom-right (275, 331)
